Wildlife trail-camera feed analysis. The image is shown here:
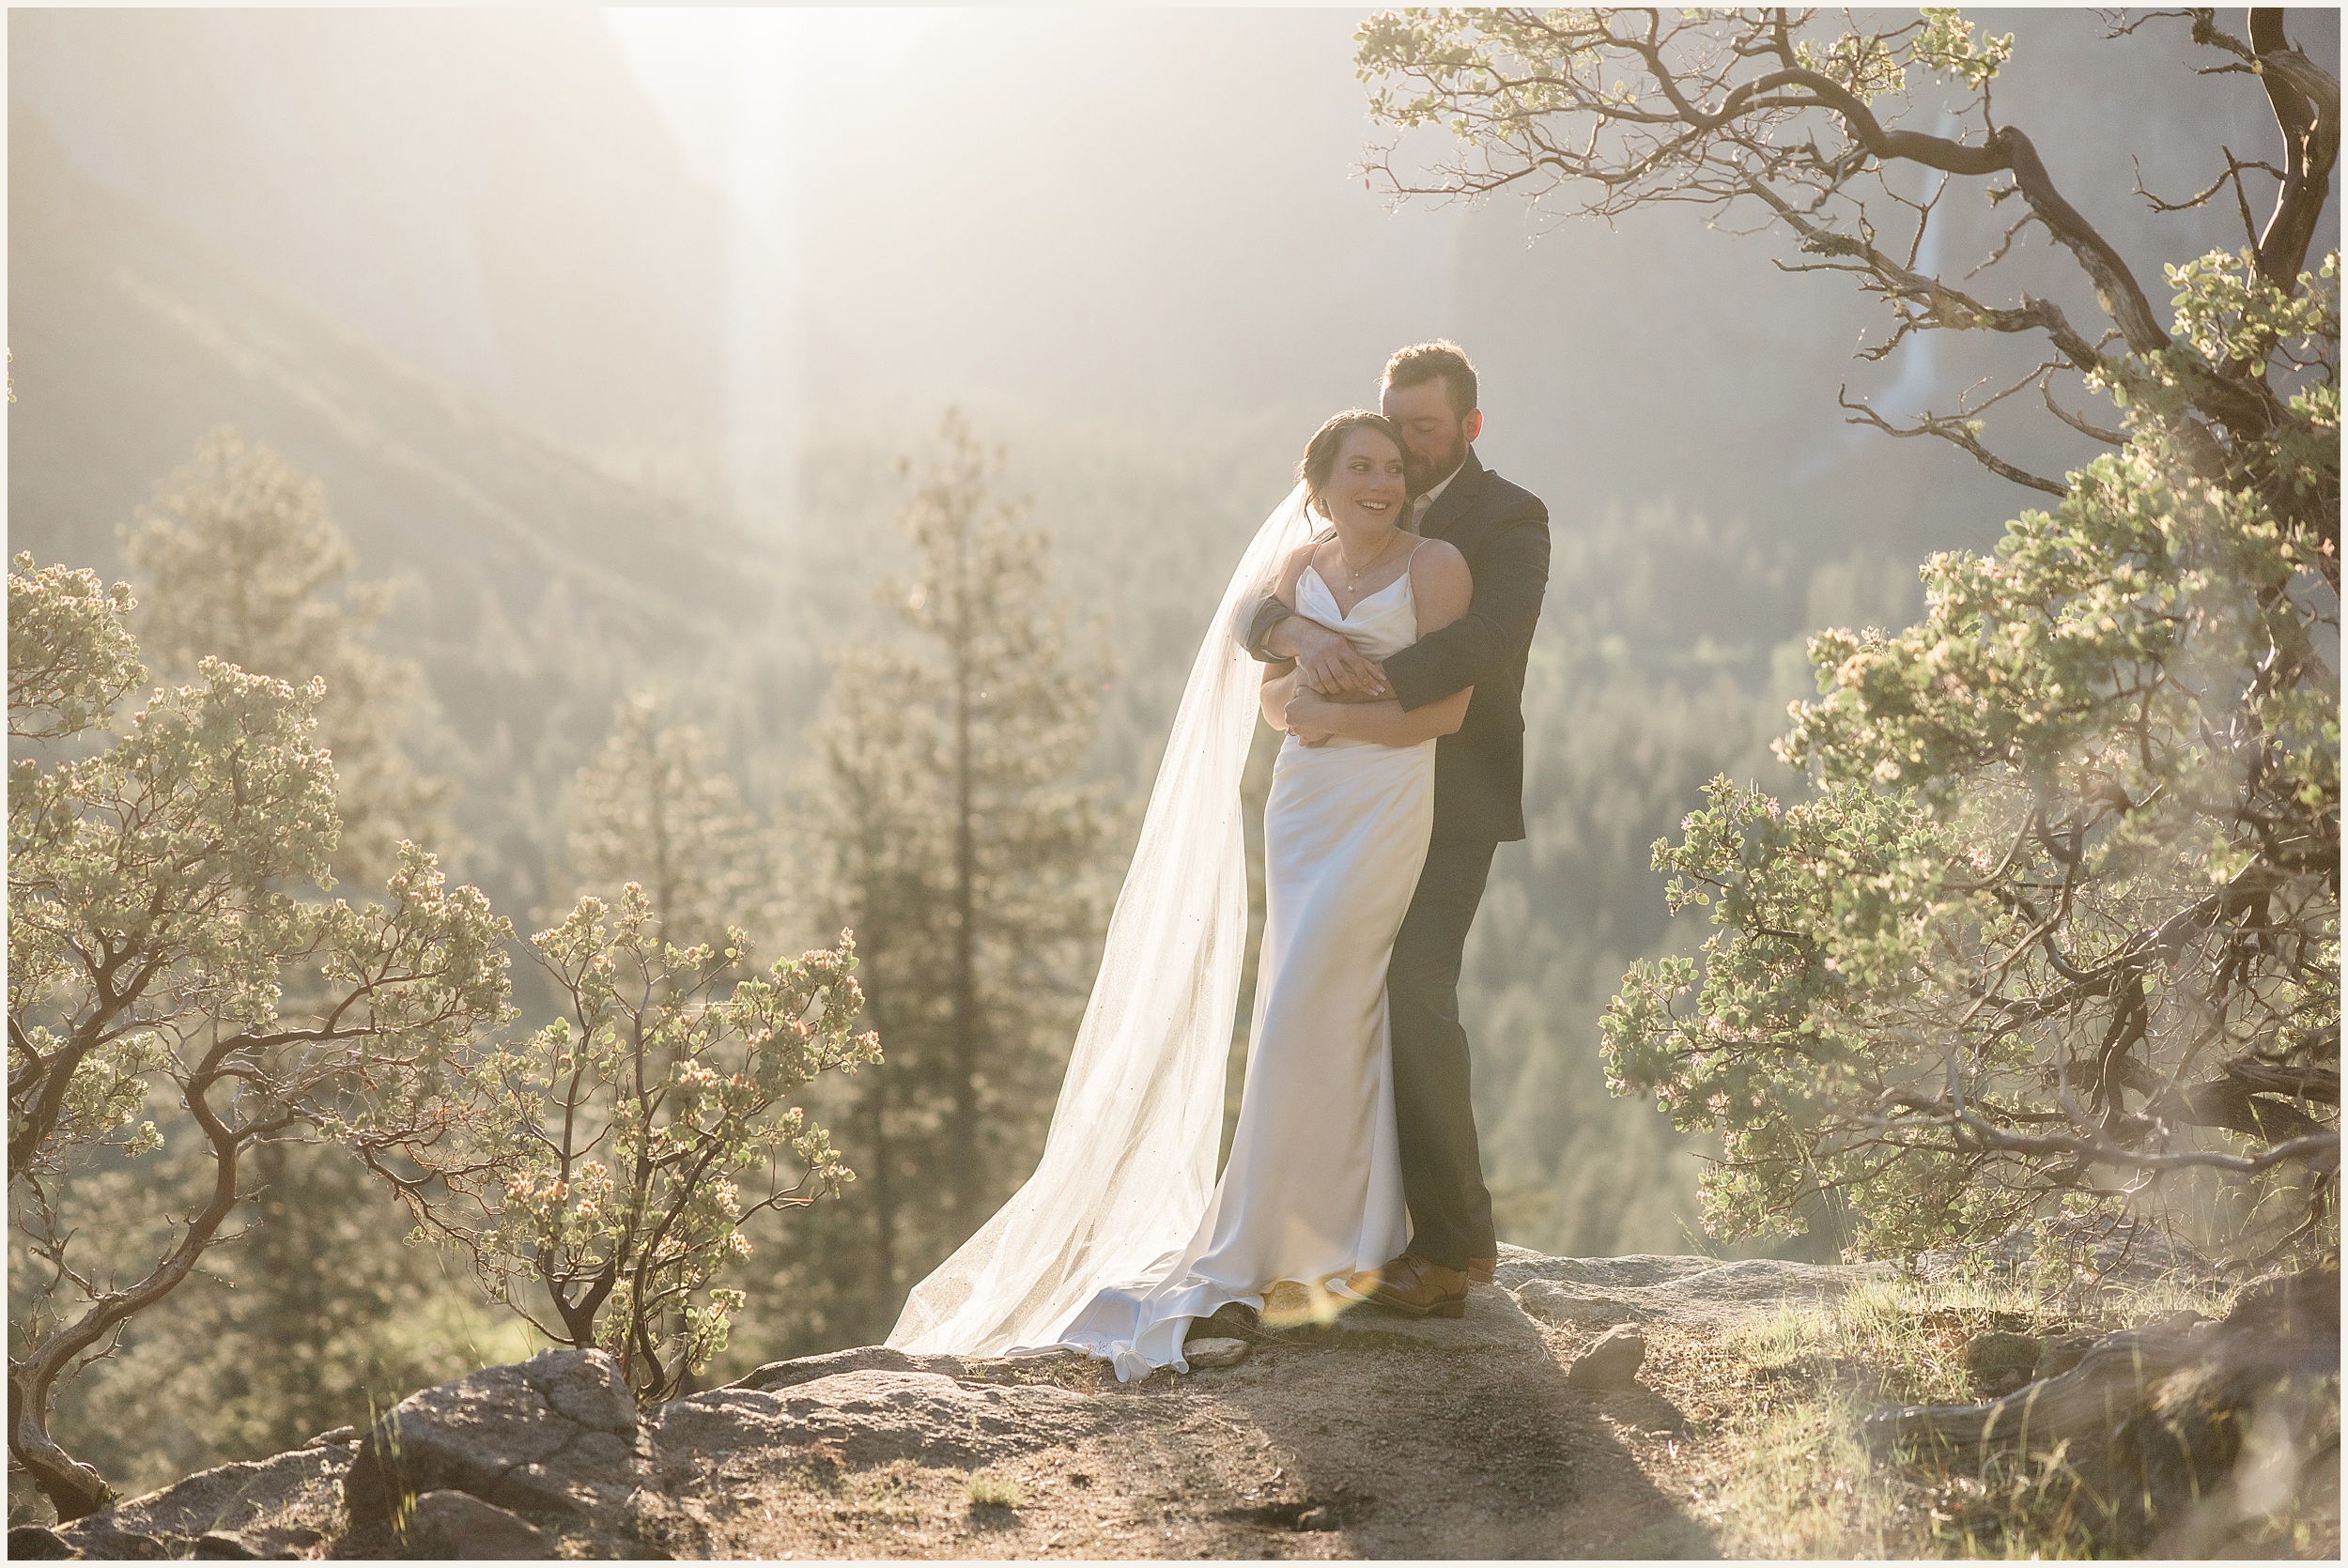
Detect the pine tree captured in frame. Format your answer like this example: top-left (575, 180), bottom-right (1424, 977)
top-left (565, 686), bottom-right (770, 953)
top-left (123, 426), bottom-right (444, 887)
top-left (800, 410), bottom-right (1113, 1344)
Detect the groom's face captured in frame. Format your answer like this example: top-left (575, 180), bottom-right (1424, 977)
top-left (1381, 377), bottom-right (1482, 495)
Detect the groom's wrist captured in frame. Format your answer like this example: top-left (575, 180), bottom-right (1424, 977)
top-left (1259, 612), bottom-right (1302, 661)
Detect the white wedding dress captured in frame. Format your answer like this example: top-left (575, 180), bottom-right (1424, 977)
top-left (1049, 556), bottom-right (1433, 1378)
top-left (885, 483), bottom-right (1432, 1381)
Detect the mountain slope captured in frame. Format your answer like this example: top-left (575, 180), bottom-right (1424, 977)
top-left (8, 102), bottom-right (786, 912)
top-left (8, 8), bottom-right (747, 499)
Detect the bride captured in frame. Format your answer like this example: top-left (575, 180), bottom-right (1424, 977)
top-left (887, 411), bottom-right (1471, 1380)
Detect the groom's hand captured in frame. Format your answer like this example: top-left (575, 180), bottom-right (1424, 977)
top-left (1274, 617), bottom-right (1389, 698)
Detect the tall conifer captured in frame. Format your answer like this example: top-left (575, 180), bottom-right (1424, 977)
top-left (803, 411), bottom-right (1113, 1343)
top-left (124, 427), bottom-right (445, 885)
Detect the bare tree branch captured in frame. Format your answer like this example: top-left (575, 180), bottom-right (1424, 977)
top-left (2041, 376), bottom-right (2131, 446)
top-left (1355, 7), bottom-right (2339, 548)
top-left (2249, 10), bottom-right (2342, 290)
top-left (1839, 377), bottom-right (2074, 498)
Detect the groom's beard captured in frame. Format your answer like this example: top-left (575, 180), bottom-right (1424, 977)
top-left (1406, 448), bottom-right (1464, 498)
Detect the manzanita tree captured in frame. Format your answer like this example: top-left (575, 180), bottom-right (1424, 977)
top-left (1354, 10), bottom-right (2340, 1255)
top-left (8, 555), bottom-right (144, 745)
top-left (1605, 388), bottom-right (2339, 1254)
top-left (345, 885), bottom-right (879, 1403)
top-left (8, 557), bottom-right (512, 1519)
top-left (11, 545), bottom-right (879, 1510)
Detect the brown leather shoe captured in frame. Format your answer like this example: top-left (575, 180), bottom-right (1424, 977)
top-left (1468, 1256), bottom-right (1497, 1285)
top-left (1345, 1253), bottom-right (1468, 1319)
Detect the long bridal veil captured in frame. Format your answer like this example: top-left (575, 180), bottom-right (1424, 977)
top-left (886, 482), bottom-right (1320, 1358)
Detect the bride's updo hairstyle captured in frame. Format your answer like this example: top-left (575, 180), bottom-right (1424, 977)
top-left (1297, 410), bottom-right (1406, 520)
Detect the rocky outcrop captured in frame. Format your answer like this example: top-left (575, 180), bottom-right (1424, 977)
top-left (728, 1344), bottom-right (968, 1392)
top-left (47, 1447), bottom-right (346, 1560)
top-left (39, 1348), bottom-right (1121, 1556)
top-left (344, 1347), bottom-right (647, 1528)
top-left (1564, 1324), bottom-right (1646, 1391)
top-left (32, 1242), bottom-right (2321, 1560)
top-left (1512, 1254), bottom-right (1892, 1329)
top-left (656, 1368), bottom-right (1102, 1468)
top-left (12, 1251), bottom-right (1906, 1558)
top-left (404, 1490), bottom-right (551, 1559)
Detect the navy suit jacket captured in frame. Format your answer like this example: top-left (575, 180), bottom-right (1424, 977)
top-left (1247, 447), bottom-right (1551, 843)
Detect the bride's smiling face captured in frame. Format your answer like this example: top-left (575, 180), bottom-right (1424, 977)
top-left (1321, 429), bottom-right (1408, 530)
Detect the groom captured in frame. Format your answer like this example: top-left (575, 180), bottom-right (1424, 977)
top-left (1246, 340), bottom-right (1550, 1318)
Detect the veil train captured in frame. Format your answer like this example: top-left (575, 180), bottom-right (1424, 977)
top-left (885, 483), bottom-right (1319, 1358)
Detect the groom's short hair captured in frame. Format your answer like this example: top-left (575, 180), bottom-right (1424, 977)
top-left (1383, 341), bottom-right (1478, 420)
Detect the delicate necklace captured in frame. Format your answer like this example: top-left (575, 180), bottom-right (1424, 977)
top-left (1336, 528), bottom-right (1403, 590)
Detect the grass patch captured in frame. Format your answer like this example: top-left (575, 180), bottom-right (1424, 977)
top-left (965, 1470), bottom-right (1026, 1510)
top-left (1642, 1268), bottom-right (2265, 1559)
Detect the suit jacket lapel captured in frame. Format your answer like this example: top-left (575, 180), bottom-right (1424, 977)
top-left (1420, 446), bottom-right (1486, 541)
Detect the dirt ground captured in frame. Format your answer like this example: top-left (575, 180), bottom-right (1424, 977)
top-left (630, 1292), bottom-right (1724, 1560)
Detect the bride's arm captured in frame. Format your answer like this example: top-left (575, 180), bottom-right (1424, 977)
top-left (1250, 534), bottom-right (1390, 699)
top-left (1260, 666), bottom-right (1302, 731)
top-left (1281, 545), bottom-right (1473, 746)
top-left (1259, 545), bottom-right (1336, 740)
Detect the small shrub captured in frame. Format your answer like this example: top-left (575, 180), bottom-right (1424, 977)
top-left (348, 884), bottom-right (880, 1404)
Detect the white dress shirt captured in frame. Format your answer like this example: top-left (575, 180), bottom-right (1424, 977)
top-left (1410, 461), bottom-right (1463, 534)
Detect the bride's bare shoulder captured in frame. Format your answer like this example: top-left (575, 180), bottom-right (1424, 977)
top-left (1410, 537), bottom-right (1473, 626)
top-left (1411, 536), bottom-right (1470, 587)
top-left (1274, 539), bottom-right (1321, 604)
